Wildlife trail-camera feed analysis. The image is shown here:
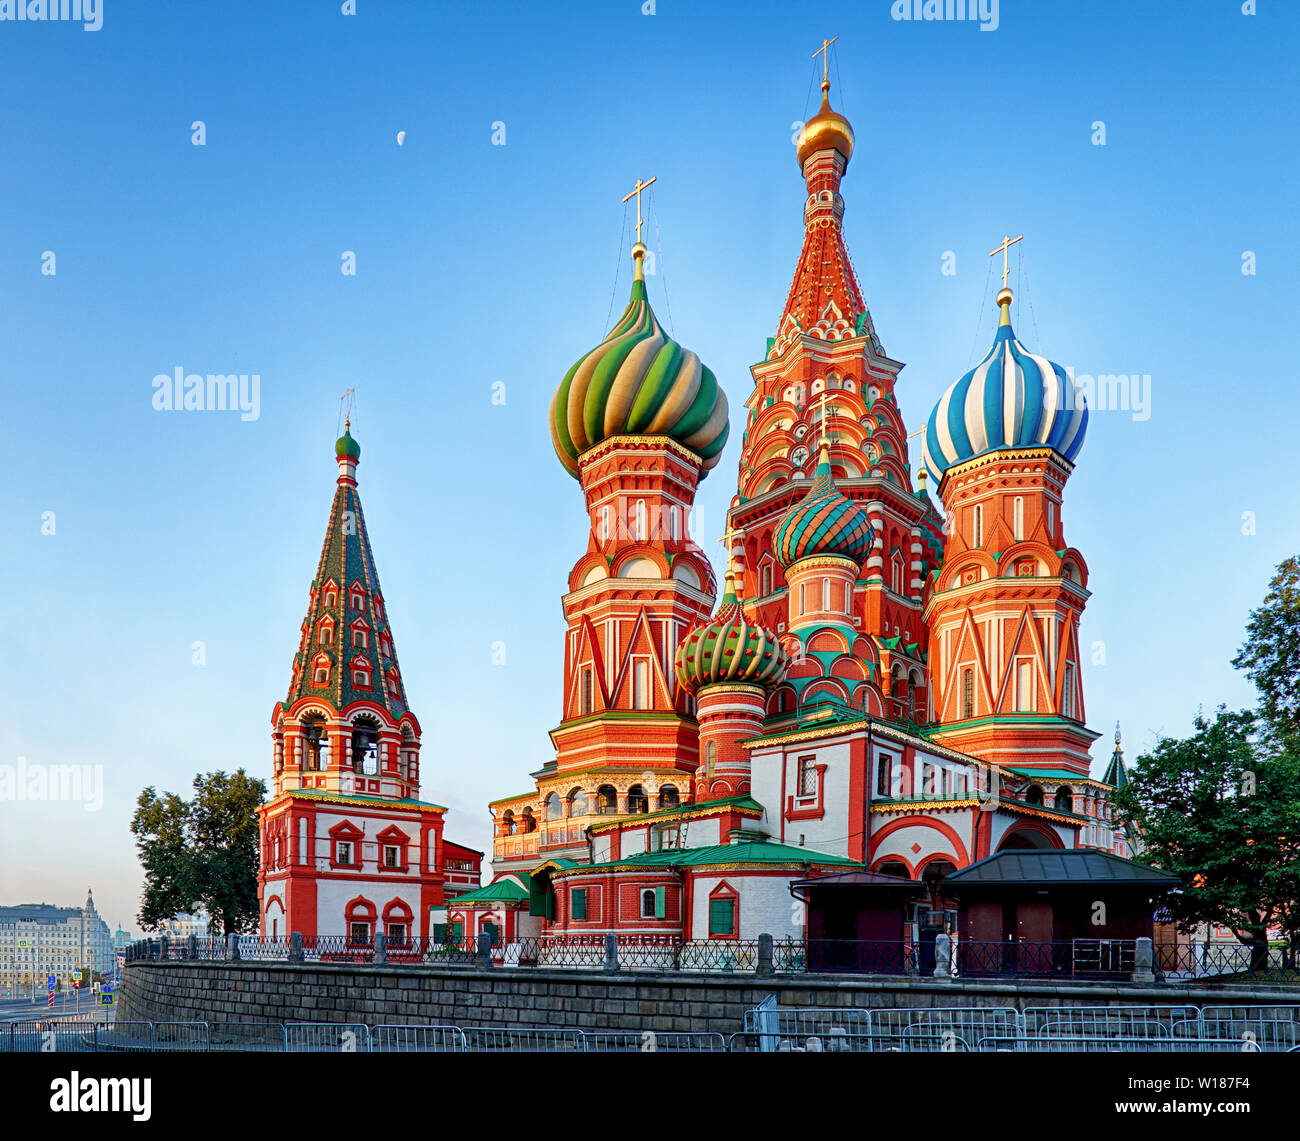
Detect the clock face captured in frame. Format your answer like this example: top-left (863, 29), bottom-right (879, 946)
top-left (791, 447), bottom-right (809, 469)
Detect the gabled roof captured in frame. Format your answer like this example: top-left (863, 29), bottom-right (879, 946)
top-left (942, 849), bottom-right (1178, 887)
top-left (446, 875), bottom-right (531, 906)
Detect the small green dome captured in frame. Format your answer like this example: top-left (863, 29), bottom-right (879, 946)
top-left (674, 583), bottom-right (786, 692)
top-left (336, 428), bottom-right (361, 460)
top-left (773, 442), bottom-right (873, 569)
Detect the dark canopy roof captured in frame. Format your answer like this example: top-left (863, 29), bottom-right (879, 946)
top-left (789, 870), bottom-right (924, 900)
top-left (943, 850), bottom-right (1179, 889)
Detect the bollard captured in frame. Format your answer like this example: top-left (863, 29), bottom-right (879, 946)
top-left (186, 934), bottom-right (197, 961)
top-left (1132, 937), bottom-right (1155, 984)
top-left (227, 932), bottom-right (240, 962)
top-left (603, 932), bottom-right (619, 973)
top-left (289, 931), bottom-right (304, 964)
top-left (756, 933), bottom-right (774, 977)
top-left (933, 933), bottom-right (952, 981)
top-left (374, 931), bottom-right (387, 965)
top-left (160, 936), bottom-right (170, 962)
top-left (477, 932), bottom-right (493, 969)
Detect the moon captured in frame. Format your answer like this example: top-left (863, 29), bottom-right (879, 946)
top-left (396, 131), bottom-right (406, 146)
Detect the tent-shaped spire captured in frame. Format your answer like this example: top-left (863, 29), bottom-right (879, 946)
top-left (285, 426), bottom-right (408, 719)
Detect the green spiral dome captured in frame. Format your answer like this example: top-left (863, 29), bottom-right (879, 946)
top-left (674, 581), bottom-right (786, 692)
top-left (336, 427), bottom-right (361, 460)
top-left (773, 443), bottom-right (873, 569)
top-left (550, 265), bottom-right (729, 479)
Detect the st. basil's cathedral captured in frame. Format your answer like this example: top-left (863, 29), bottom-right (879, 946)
top-left (257, 59), bottom-right (1138, 956)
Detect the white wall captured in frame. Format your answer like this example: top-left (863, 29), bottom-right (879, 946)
top-left (690, 873), bottom-right (801, 940)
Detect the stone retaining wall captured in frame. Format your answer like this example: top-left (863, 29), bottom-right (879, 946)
top-left (118, 962), bottom-right (1300, 1035)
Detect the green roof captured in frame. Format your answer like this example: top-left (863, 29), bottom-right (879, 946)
top-left (446, 876), bottom-right (530, 905)
top-left (280, 788), bottom-right (446, 811)
top-left (557, 839), bottom-right (861, 875)
top-left (587, 794), bottom-right (764, 833)
top-left (1006, 768), bottom-right (1091, 784)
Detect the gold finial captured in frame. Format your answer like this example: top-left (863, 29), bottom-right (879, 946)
top-left (918, 467), bottom-right (927, 492)
top-left (816, 390), bottom-right (836, 452)
top-left (718, 524), bottom-right (742, 590)
top-left (813, 35), bottom-right (839, 85)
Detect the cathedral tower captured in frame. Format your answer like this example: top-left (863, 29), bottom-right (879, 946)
top-left (921, 283), bottom-right (1097, 773)
top-left (258, 426), bottom-right (479, 940)
top-left (725, 74), bottom-right (940, 727)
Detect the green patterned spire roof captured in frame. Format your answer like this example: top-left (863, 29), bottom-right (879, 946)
top-left (285, 432), bottom-right (408, 720)
top-left (549, 255), bottom-right (729, 479)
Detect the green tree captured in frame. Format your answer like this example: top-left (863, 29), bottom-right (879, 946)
top-left (1233, 556), bottom-right (1300, 746)
top-left (1114, 707), bottom-right (1300, 970)
top-left (131, 769), bottom-right (266, 938)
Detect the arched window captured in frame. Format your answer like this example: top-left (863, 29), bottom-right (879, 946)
top-left (627, 785), bottom-right (649, 814)
top-left (1013, 496), bottom-right (1024, 541)
top-left (971, 504), bottom-right (983, 548)
top-left (1054, 786), bottom-right (1073, 812)
top-left (568, 789), bottom-right (589, 816)
top-left (705, 741), bottom-right (716, 779)
top-left (595, 785), bottom-right (618, 815)
top-left (350, 589), bottom-right (365, 610)
top-left (798, 582), bottom-right (806, 615)
top-left (351, 716), bottom-right (380, 776)
top-left (599, 506), bottom-right (610, 542)
top-left (520, 808), bottom-right (536, 833)
top-left (761, 565), bottom-right (773, 597)
top-left (352, 623), bottom-right (368, 649)
top-left (635, 499), bottom-right (647, 541)
top-left (961, 668), bottom-right (975, 720)
top-left (844, 582), bottom-right (852, 613)
top-left (633, 660), bottom-right (649, 710)
top-left (658, 785), bottom-right (679, 810)
top-left (301, 715), bottom-right (329, 772)
top-left (821, 577), bottom-right (830, 611)
top-left (581, 668), bottom-right (593, 716)
top-left (669, 507), bottom-right (680, 541)
top-left (877, 861), bottom-right (909, 879)
top-left (312, 654), bottom-right (331, 687)
top-left (1025, 784), bottom-right (1044, 806)
top-left (544, 793), bottom-right (562, 821)
top-left (318, 620), bottom-right (334, 646)
top-left (501, 810), bottom-right (516, 836)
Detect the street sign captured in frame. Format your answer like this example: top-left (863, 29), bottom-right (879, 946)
top-left (72, 970), bottom-right (82, 982)
top-left (47, 975), bottom-right (55, 990)
top-left (99, 992), bottom-right (114, 1007)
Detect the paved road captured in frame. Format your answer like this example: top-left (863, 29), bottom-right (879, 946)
top-left (0, 992), bottom-right (109, 1023)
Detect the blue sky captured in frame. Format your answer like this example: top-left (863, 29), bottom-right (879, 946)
top-left (1, 0), bottom-right (1296, 930)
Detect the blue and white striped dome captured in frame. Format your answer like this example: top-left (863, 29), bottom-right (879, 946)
top-left (922, 294), bottom-right (1088, 483)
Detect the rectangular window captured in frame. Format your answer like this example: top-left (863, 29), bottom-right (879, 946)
top-left (961, 668), bottom-right (975, 720)
top-left (971, 504), bottom-right (983, 548)
top-left (383, 845), bottom-right (400, 868)
top-left (1062, 662), bottom-right (1076, 719)
top-left (797, 755), bottom-right (818, 796)
top-left (822, 577), bottom-right (831, 611)
top-left (386, 923), bottom-right (406, 943)
top-left (762, 566), bottom-right (772, 596)
top-left (599, 506), bottom-right (610, 542)
top-left (337, 841), bottom-right (352, 865)
top-left (581, 668), bottom-right (592, 716)
top-left (349, 922), bottom-right (369, 943)
top-left (571, 889), bottom-right (587, 920)
top-left (708, 898), bottom-right (735, 937)
top-left (633, 660), bottom-right (649, 710)
top-left (876, 752), bottom-right (893, 797)
top-left (798, 582), bottom-right (806, 615)
top-left (844, 582), bottom-right (852, 613)
top-left (1017, 661), bottom-right (1034, 712)
top-left (1047, 501), bottom-right (1055, 540)
top-left (1013, 497), bottom-right (1024, 540)
top-left (641, 887), bottom-right (666, 919)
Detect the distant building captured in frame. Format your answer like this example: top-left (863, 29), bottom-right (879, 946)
top-left (144, 913), bottom-right (210, 942)
top-left (0, 889), bottom-right (114, 990)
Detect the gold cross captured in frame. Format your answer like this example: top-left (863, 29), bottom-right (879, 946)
top-left (817, 390), bottom-right (836, 445)
top-left (622, 176), bottom-right (657, 246)
top-left (340, 386), bottom-right (356, 428)
top-left (988, 233), bottom-right (1023, 290)
top-left (813, 36), bottom-right (839, 83)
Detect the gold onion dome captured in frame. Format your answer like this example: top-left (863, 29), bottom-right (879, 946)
top-left (674, 572), bottom-right (786, 693)
top-left (550, 247), bottom-right (730, 480)
top-left (797, 79), bottom-right (854, 167)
